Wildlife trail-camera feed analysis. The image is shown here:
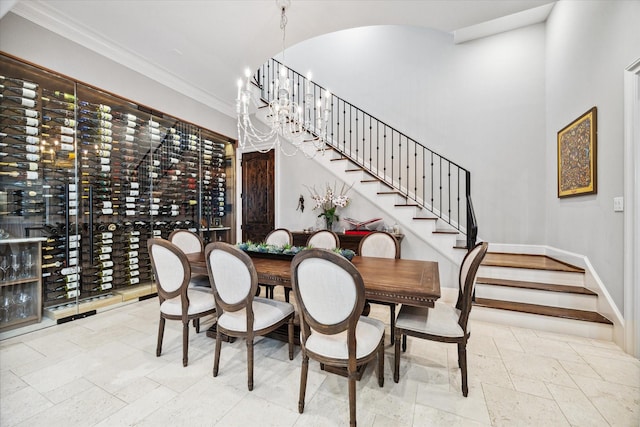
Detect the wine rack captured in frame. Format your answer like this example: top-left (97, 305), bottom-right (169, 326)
top-left (0, 52), bottom-right (235, 316)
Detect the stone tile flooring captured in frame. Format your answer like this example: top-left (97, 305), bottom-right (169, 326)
top-left (1, 298), bottom-right (638, 426)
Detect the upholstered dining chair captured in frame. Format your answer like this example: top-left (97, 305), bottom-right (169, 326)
top-left (306, 229), bottom-right (340, 250)
top-left (205, 242), bottom-right (295, 391)
top-left (261, 228), bottom-right (294, 299)
top-left (291, 249), bottom-right (385, 427)
top-left (393, 241), bottom-right (489, 397)
top-left (147, 238), bottom-right (217, 367)
top-left (265, 228), bottom-right (293, 247)
top-left (358, 231), bottom-right (401, 343)
top-left (168, 229), bottom-right (210, 288)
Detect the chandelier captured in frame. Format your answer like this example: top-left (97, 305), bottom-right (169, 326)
top-left (236, 0), bottom-right (331, 157)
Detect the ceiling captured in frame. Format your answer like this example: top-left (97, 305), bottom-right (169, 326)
top-left (4, 0), bottom-right (556, 117)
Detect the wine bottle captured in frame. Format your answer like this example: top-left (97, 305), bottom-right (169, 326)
top-left (0, 161), bottom-right (38, 171)
top-left (0, 152), bottom-right (41, 162)
top-left (41, 96), bottom-right (74, 110)
top-left (0, 84), bottom-right (37, 99)
top-left (0, 94), bottom-right (36, 108)
top-left (0, 170), bottom-right (39, 180)
top-left (47, 289), bottom-right (79, 300)
top-left (0, 132), bottom-right (40, 144)
top-left (42, 115), bottom-right (76, 127)
top-left (0, 106), bottom-right (39, 118)
top-left (0, 76), bottom-right (38, 90)
top-left (0, 124), bottom-right (39, 136)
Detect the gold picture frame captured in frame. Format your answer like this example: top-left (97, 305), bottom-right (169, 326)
top-left (557, 107), bottom-right (597, 198)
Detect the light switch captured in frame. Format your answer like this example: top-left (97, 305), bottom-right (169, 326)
top-left (614, 197), bottom-right (624, 212)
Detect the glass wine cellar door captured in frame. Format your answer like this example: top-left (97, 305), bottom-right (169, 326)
top-left (0, 53), bottom-right (235, 328)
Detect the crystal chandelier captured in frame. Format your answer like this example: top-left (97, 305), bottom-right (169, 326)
top-left (236, 0), bottom-right (331, 157)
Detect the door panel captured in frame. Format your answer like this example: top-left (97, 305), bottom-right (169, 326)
top-left (242, 150), bottom-right (275, 242)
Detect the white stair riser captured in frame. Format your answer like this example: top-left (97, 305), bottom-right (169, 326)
top-left (478, 265), bottom-right (585, 286)
top-left (475, 284), bottom-right (598, 311)
top-left (470, 306), bottom-right (613, 341)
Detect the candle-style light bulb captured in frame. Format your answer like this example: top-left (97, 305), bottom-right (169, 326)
top-left (237, 79), bottom-right (243, 99)
top-left (245, 68), bottom-right (251, 90)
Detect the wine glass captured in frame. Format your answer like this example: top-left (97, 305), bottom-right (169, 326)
top-left (22, 250), bottom-right (34, 278)
top-left (15, 287), bottom-right (32, 319)
top-left (0, 256), bottom-right (9, 282)
top-left (0, 293), bottom-right (13, 322)
top-left (9, 253), bottom-right (20, 281)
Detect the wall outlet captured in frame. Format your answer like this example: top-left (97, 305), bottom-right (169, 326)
top-left (614, 197), bottom-right (624, 212)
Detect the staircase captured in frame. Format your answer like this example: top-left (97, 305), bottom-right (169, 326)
top-left (250, 58), bottom-right (616, 341)
top-left (472, 252), bottom-right (613, 340)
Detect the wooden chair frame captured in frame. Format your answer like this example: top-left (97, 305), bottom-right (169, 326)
top-left (393, 242), bottom-right (488, 396)
top-left (291, 249), bottom-right (384, 427)
top-left (262, 228), bottom-right (294, 299)
top-left (147, 238), bottom-right (216, 367)
top-left (358, 231), bottom-right (401, 343)
top-left (205, 242), bottom-right (295, 391)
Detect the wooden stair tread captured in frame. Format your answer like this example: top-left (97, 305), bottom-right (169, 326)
top-left (345, 167), bottom-right (364, 172)
top-left (433, 229), bottom-right (458, 234)
top-left (482, 253), bottom-right (584, 273)
top-left (413, 217), bottom-right (437, 221)
top-left (330, 157), bottom-right (348, 161)
top-left (378, 191), bottom-right (406, 197)
top-left (476, 277), bottom-right (597, 295)
top-left (474, 298), bottom-right (612, 325)
top-left (394, 203), bottom-right (419, 207)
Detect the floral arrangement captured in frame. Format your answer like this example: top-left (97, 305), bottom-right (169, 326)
top-left (305, 182), bottom-right (353, 230)
top-left (237, 242), bottom-right (355, 260)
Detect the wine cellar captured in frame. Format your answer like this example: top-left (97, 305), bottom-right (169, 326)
top-left (0, 53), bottom-right (236, 328)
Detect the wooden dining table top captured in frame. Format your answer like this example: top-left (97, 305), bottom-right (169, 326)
top-left (187, 252), bottom-right (441, 308)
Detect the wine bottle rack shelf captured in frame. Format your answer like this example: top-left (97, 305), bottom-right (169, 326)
top-left (1, 52), bottom-right (236, 315)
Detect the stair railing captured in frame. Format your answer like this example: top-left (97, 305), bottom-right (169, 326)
top-left (255, 58), bottom-right (478, 249)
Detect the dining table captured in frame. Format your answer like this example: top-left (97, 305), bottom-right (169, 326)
top-left (187, 251), bottom-right (440, 379)
top-left (186, 252), bottom-right (441, 308)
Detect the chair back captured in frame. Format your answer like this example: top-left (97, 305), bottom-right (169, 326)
top-left (168, 229), bottom-right (204, 254)
top-left (306, 230), bottom-right (340, 250)
top-left (358, 231), bottom-right (400, 258)
top-left (456, 241), bottom-right (489, 330)
top-left (291, 249), bottom-right (365, 349)
top-left (147, 238), bottom-right (191, 306)
top-left (265, 228), bottom-right (293, 247)
top-left (205, 242), bottom-right (258, 314)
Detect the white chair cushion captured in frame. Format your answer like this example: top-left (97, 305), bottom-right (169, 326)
top-left (217, 297), bottom-right (294, 332)
top-left (170, 231), bottom-right (202, 254)
top-left (305, 316), bottom-right (384, 359)
top-left (209, 249), bottom-right (251, 304)
top-left (151, 244), bottom-right (185, 293)
top-left (265, 230), bottom-right (291, 247)
top-left (360, 234), bottom-right (396, 258)
top-left (307, 232), bottom-right (338, 249)
top-left (395, 302), bottom-right (463, 338)
top-left (160, 289), bottom-right (215, 316)
top-left (297, 258), bottom-right (357, 325)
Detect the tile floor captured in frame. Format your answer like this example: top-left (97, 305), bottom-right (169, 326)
top-left (1, 297), bottom-right (639, 427)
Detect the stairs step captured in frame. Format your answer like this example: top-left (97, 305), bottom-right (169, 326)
top-left (482, 253), bottom-right (584, 273)
top-left (378, 191), bottom-right (407, 198)
top-left (473, 298), bottom-right (612, 325)
top-left (345, 167), bottom-right (364, 172)
top-left (433, 229), bottom-right (458, 234)
top-left (330, 156), bottom-right (348, 162)
top-left (394, 203), bottom-right (419, 207)
top-left (413, 217), bottom-right (437, 221)
top-left (476, 277), bottom-right (597, 295)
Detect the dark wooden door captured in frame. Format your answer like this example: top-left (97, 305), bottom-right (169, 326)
top-left (242, 150), bottom-right (275, 242)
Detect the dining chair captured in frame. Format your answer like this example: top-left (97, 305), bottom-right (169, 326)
top-left (205, 242), bottom-right (295, 391)
top-left (358, 231), bottom-right (400, 343)
top-left (168, 229), bottom-right (210, 288)
top-left (147, 238), bottom-right (217, 367)
top-left (393, 241), bottom-right (488, 397)
top-left (261, 228), bottom-right (294, 299)
top-left (291, 249), bottom-right (385, 427)
top-left (306, 229), bottom-right (340, 249)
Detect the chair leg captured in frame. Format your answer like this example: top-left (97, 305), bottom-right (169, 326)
top-left (182, 321), bottom-right (189, 367)
top-left (458, 342), bottom-right (468, 397)
top-left (377, 335), bottom-right (384, 387)
top-left (156, 316), bottom-right (165, 357)
top-left (348, 363), bottom-right (357, 427)
top-left (194, 318), bottom-right (200, 333)
top-left (389, 304), bottom-right (396, 344)
top-left (402, 334), bottom-right (407, 352)
top-left (213, 329), bottom-right (222, 377)
top-left (394, 330), bottom-right (401, 383)
top-left (298, 353), bottom-right (309, 413)
top-left (284, 288), bottom-right (291, 303)
top-left (247, 338), bottom-right (254, 391)
top-left (287, 317), bottom-right (294, 360)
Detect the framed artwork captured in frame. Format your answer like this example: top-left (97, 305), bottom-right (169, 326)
top-left (557, 107), bottom-right (597, 198)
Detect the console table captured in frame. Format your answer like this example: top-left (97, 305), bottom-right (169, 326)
top-left (291, 231), bottom-right (403, 254)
